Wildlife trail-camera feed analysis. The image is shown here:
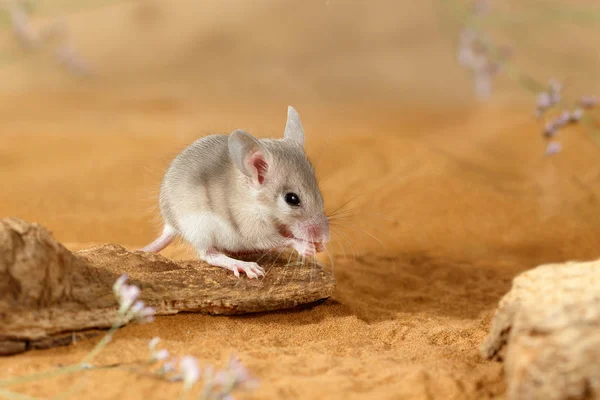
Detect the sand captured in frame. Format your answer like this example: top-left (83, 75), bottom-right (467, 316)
top-left (1, 0), bottom-right (600, 399)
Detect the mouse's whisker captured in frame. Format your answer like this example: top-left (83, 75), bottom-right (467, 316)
top-left (328, 207), bottom-right (399, 223)
top-left (332, 222), bottom-right (387, 249)
top-left (273, 246), bottom-right (292, 286)
top-left (339, 223), bottom-right (384, 245)
top-left (328, 233), bottom-right (347, 260)
top-left (286, 247), bottom-right (299, 285)
top-left (331, 230), bottom-right (359, 262)
top-left (322, 243), bottom-right (336, 276)
top-left (325, 194), bottom-right (364, 218)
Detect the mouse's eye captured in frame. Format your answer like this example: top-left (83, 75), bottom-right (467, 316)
top-left (284, 192), bottom-right (301, 206)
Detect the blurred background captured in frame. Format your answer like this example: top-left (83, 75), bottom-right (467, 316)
top-left (1, 0), bottom-right (599, 259)
top-left (0, 0), bottom-right (598, 105)
top-left (3, 4), bottom-right (600, 398)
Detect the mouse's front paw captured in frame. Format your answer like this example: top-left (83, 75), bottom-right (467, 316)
top-left (289, 239), bottom-right (317, 257)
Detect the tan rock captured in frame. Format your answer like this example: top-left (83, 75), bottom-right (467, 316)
top-left (480, 260), bottom-right (600, 400)
top-left (0, 218), bottom-right (335, 355)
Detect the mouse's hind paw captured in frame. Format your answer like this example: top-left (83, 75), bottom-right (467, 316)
top-left (233, 261), bottom-right (265, 279)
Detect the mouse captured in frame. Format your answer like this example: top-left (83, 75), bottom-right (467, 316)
top-left (140, 106), bottom-right (330, 279)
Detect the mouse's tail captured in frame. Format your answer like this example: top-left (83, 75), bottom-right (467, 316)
top-left (140, 225), bottom-right (176, 253)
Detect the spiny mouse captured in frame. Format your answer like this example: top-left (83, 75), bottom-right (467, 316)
top-left (140, 106), bottom-right (330, 279)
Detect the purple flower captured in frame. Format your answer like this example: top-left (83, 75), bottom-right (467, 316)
top-left (179, 356), bottom-right (201, 390)
top-left (154, 349), bottom-right (169, 361)
top-left (162, 357), bottom-right (178, 374)
top-left (119, 285), bottom-right (140, 313)
top-left (113, 274), bottom-right (128, 297)
top-left (546, 141), bottom-right (562, 155)
top-left (571, 108), bottom-right (584, 122)
top-left (216, 355), bottom-right (259, 391)
top-left (549, 79), bottom-right (562, 95)
top-left (579, 96), bottom-right (598, 109)
top-left (56, 43), bottom-right (92, 77)
top-left (131, 300), bottom-right (145, 314)
top-left (536, 92), bottom-right (552, 110)
top-left (9, 5), bottom-right (39, 48)
top-left (112, 275), bottom-right (154, 322)
top-left (227, 356), bottom-right (250, 383)
top-left (543, 122), bottom-right (557, 138)
top-left (474, 72), bottom-right (492, 99)
top-left (554, 111), bottom-right (571, 127)
top-left (535, 79), bottom-right (564, 117)
top-left (137, 305), bottom-right (155, 323)
top-left (473, 0), bottom-right (489, 15)
top-left (149, 337), bottom-right (160, 351)
top-left (458, 47), bottom-right (475, 68)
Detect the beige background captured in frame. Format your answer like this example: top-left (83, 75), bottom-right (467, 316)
top-left (1, 0), bottom-right (600, 399)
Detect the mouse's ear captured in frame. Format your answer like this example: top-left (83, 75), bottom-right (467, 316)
top-left (228, 130), bottom-right (270, 186)
top-left (283, 106), bottom-right (305, 147)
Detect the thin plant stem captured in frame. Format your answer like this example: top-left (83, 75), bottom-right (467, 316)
top-left (0, 388), bottom-right (43, 400)
top-left (0, 365), bottom-right (81, 389)
top-left (0, 317), bottom-right (123, 389)
top-left (78, 320), bottom-right (122, 365)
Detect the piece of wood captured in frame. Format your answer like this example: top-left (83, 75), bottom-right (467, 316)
top-left (0, 218), bottom-right (335, 355)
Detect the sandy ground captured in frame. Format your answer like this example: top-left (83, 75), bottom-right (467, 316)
top-left (1, 1), bottom-right (600, 399)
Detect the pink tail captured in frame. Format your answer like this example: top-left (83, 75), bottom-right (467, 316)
top-left (140, 225), bottom-right (176, 253)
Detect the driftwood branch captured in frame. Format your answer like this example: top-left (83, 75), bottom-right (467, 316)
top-left (0, 218), bottom-right (335, 355)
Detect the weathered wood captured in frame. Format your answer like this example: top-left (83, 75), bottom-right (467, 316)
top-left (0, 218), bottom-right (335, 355)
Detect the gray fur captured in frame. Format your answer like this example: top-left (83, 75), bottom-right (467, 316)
top-left (227, 129), bottom-right (266, 178)
top-left (283, 106), bottom-right (305, 146)
top-left (154, 106), bottom-right (329, 272)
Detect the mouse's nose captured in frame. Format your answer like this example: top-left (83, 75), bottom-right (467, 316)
top-left (304, 219), bottom-right (330, 242)
top-left (306, 224), bottom-right (321, 239)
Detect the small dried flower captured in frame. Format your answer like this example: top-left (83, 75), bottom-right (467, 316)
top-left (549, 79), bottom-right (561, 95)
top-left (226, 356), bottom-right (251, 383)
top-left (153, 349), bottom-right (169, 361)
top-left (56, 44), bottom-right (92, 77)
top-left (112, 275), bottom-right (154, 323)
top-left (38, 21), bottom-right (68, 44)
top-left (474, 71), bottom-right (492, 99)
top-left (536, 92), bottom-right (552, 110)
top-left (212, 355), bottom-right (259, 392)
top-left (579, 96), bottom-right (598, 109)
top-left (457, 29), bottom-right (487, 71)
top-left (162, 359), bottom-right (177, 374)
top-left (485, 62), bottom-right (502, 76)
top-left (543, 122), bottom-right (557, 138)
top-left (545, 141), bottom-right (562, 155)
top-left (554, 111), bottom-right (571, 127)
top-left (457, 47), bottom-right (475, 68)
top-left (571, 108), bottom-right (584, 122)
top-left (179, 356), bottom-right (200, 390)
top-left (113, 274), bottom-right (128, 298)
top-left (136, 304), bottom-right (155, 323)
top-left (148, 337), bottom-right (169, 362)
top-left (119, 284), bottom-right (140, 313)
top-left (535, 79), bottom-right (564, 117)
top-left (9, 5), bottom-right (39, 48)
top-left (131, 300), bottom-right (145, 314)
top-left (126, 299), bottom-right (154, 323)
top-left (149, 337), bottom-right (160, 351)
top-left (473, 0), bottom-right (489, 15)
